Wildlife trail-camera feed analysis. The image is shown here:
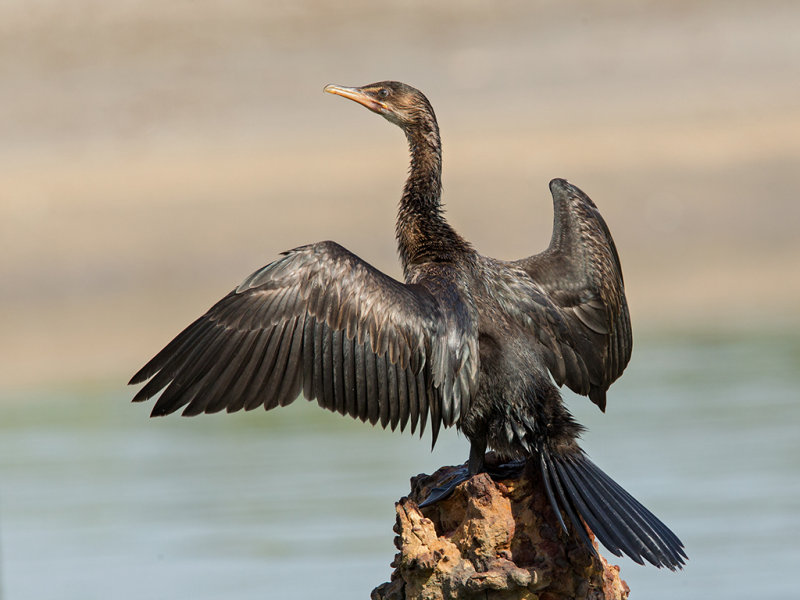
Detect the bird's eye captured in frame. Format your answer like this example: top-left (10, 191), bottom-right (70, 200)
top-left (379, 88), bottom-right (390, 98)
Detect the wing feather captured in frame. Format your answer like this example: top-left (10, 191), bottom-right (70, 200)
top-left (386, 359), bottom-right (400, 431)
top-left (341, 329), bottom-right (357, 418)
top-left (396, 364), bottom-right (410, 432)
top-left (226, 330), bottom-right (269, 413)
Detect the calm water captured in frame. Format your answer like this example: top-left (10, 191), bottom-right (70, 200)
top-left (2, 333), bottom-right (799, 599)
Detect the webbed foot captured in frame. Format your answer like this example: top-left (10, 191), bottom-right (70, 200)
top-left (418, 466), bottom-right (470, 507)
top-left (417, 459), bottom-right (528, 507)
top-left (486, 459), bottom-right (526, 479)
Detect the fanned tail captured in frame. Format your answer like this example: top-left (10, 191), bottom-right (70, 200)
top-left (539, 448), bottom-right (686, 570)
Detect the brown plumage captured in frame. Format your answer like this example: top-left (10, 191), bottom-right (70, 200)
top-left (130, 81), bottom-right (684, 569)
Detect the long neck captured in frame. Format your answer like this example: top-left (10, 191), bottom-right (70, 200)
top-left (396, 119), bottom-right (470, 274)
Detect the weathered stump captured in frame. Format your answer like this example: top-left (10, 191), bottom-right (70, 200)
top-left (372, 459), bottom-right (629, 600)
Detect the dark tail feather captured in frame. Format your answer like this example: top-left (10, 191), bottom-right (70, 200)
top-left (540, 449), bottom-right (686, 570)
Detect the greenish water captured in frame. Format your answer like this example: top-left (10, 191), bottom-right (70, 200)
top-left (2, 333), bottom-right (798, 599)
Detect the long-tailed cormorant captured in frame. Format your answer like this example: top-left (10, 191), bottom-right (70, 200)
top-left (130, 81), bottom-right (686, 569)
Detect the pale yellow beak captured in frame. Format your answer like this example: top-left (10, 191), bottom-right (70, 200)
top-left (324, 84), bottom-right (387, 113)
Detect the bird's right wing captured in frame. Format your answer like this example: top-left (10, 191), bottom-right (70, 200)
top-left (513, 179), bottom-right (632, 411)
top-left (130, 241), bottom-right (477, 445)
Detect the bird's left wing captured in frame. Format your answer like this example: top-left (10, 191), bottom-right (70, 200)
top-left (130, 241), bottom-right (477, 443)
top-left (513, 179), bottom-right (632, 411)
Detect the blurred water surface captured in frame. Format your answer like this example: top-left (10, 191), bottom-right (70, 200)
top-left (1, 332), bottom-right (798, 599)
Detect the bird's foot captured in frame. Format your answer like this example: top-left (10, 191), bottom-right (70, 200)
top-left (486, 458), bottom-right (526, 480)
top-left (417, 459), bottom-right (527, 507)
top-left (418, 466), bottom-right (470, 507)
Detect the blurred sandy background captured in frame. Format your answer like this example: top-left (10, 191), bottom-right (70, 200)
top-left (1, 0), bottom-right (798, 389)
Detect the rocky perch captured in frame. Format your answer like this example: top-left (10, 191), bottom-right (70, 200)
top-left (372, 459), bottom-right (630, 600)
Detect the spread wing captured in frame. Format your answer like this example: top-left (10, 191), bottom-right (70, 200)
top-left (130, 241), bottom-right (478, 445)
top-left (514, 179), bottom-right (632, 411)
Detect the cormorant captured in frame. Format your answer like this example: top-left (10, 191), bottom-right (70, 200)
top-left (130, 81), bottom-right (686, 569)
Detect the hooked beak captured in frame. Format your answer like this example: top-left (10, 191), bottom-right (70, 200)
top-left (324, 84), bottom-right (388, 113)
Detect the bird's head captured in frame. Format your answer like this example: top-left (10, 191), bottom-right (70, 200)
top-left (324, 81), bottom-right (435, 130)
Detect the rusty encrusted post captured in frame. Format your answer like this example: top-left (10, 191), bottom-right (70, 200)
top-left (372, 459), bottom-right (629, 600)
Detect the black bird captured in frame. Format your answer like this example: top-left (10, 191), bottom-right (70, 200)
top-left (130, 81), bottom-right (685, 569)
